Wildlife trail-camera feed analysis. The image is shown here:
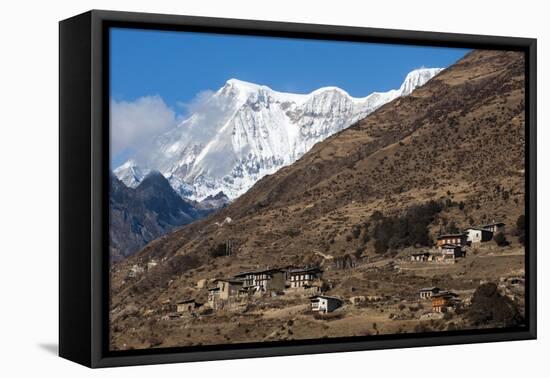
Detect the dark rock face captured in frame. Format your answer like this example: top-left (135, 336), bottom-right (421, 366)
top-left (109, 172), bottom-right (213, 261)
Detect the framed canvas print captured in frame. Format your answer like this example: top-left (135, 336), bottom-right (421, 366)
top-left (59, 10), bottom-right (537, 368)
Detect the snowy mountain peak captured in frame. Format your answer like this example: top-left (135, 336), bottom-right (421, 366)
top-left (225, 78), bottom-right (262, 90)
top-left (113, 160), bottom-right (150, 188)
top-left (115, 67), bottom-right (442, 199)
top-left (399, 68), bottom-right (444, 95)
top-left (222, 78), bottom-right (263, 96)
top-left (310, 86), bottom-right (351, 97)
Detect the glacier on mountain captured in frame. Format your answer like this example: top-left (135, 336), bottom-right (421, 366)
top-left (114, 68), bottom-right (443, 200)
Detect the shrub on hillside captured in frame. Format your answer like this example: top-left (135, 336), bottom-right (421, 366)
top-left (209, 243), bottom-right (229, 258)
top-left (494, 232), bottom-right (509, 247)
top-left (516, 214), bottom-right (526, 246)
top-left (370, 200), bottom-right (443, 251)
top-left (374, 239), bottom-right (388, 254)
top-left (466, 283), bottom-right (523, 327)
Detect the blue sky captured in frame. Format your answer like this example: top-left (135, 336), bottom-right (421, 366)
top-left (109, 28), bottom-right (469, 167)
top-left (110, 28), bottom-right (469, 108)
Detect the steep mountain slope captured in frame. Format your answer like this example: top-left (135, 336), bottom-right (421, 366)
top-left (111, 50), bottom-right (525, 334)
top-left (115, 68), bottom-right (442, 200)
top-left (109, 172), bottom-right (212, 261)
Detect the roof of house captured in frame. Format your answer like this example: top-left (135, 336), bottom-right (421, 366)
top-left (176, 299), bottom-right (196, 304)
top-left (482, 222), bottom-right (505, 228)
top-left (411, 252), bottom-right (432, 256)
top-left (309, 295), bottom-right (342, 302)
top-left (288, 267), bottom-right (322, 274)
top-left (216, 278), bottom-right (244, 285)
top-left (419, 287), bottom-right (440, 292)
top-left (234, 268), bottom-right (283, 277)
top-left (437, 233), bottom-right (466, 239)
top-left (432, 291), bottom-right (459, 298)
top-left (465, 227), bottom-right (493, 232)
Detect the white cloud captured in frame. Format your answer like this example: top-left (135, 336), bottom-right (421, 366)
top-left (177, 89), bottom-right (215, 115)
top-left (110, 95), bottom-right (178, 158)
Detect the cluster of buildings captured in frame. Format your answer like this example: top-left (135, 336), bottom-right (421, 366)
top-left (410, 222), bottom-right (506, 264)
top-left (411, 222), bottom-right (507, 312)
top-left (207, 266), bottom-right (324, 303)
top-left (418, 287), bottom-right (461, 313)
top-left (167, 222), bottom-right (508, 320)
top-left (172, 266), bottom-right (345, 315)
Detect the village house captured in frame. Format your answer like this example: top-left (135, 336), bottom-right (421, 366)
top-left (465, 227), bottom-right (493, 243)
top-left (410, 252), bottom-right (434, 262)
top-left (436, 233), bottom-right (468, 248)
top-left (159, 299), bottom-right (172, 313)
top-left (176, 299), bottom-right (200, 313)
top-left (419, 287), bottom-right (440, 299)
top-left (234, 268), bottom-right (285, 293)
top-left (288, 267), bottom-right (322, 288)
top-left (437, 244), bottom-right (465, 262)
top-left (482, 222), bottom-right (506, 234)
top-left (233, 271), bottom-right (255, 289)
top-left (310, 295), bottom-right (343, 313)
top-left (431, 291), bottom-right (459, 313)
top-left (207, 286), bottom-right (220, 306)
top-left (216, 278), bottom-right (245, 300)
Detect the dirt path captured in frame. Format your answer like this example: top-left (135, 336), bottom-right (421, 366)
top-left (261, 304), bottom-right (309, 319)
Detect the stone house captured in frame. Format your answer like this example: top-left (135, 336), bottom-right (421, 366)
top-left (207, 286), bottom-right (220, 307)
top-left (176, 299), bottom-right (200, 313)
top-left (216, 279), bottom-right (245, 300)
top-left (234, 268), bottom-right (285, 293)
top-left (288, 267), bottom-right (322, 289)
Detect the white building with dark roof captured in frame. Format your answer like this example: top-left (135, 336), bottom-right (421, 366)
top-left (309, 295), bottom-right (343, 313)
top-left (465, 227), bottom-right (493, 243)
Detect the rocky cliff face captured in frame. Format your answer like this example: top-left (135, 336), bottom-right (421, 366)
top-left (109, 172), bottom-right (212, 261)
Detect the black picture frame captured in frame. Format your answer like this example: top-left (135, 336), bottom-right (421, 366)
top-left (59, 9), bottom-right (537, 368)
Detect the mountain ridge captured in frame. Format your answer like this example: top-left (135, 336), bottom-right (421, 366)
top-left (109, 171), bottom-right (214, 261)
top-left (114, 68), bottom-right (443, 200)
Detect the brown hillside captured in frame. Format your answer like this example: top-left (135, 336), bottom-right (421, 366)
top-left (110, 49), bottom-right (525, 348)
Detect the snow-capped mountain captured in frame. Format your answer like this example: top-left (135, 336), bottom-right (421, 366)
top-left (113, 160), bottom-right (150, 189)
top-left (115, 68), bottom-right (443, 200)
